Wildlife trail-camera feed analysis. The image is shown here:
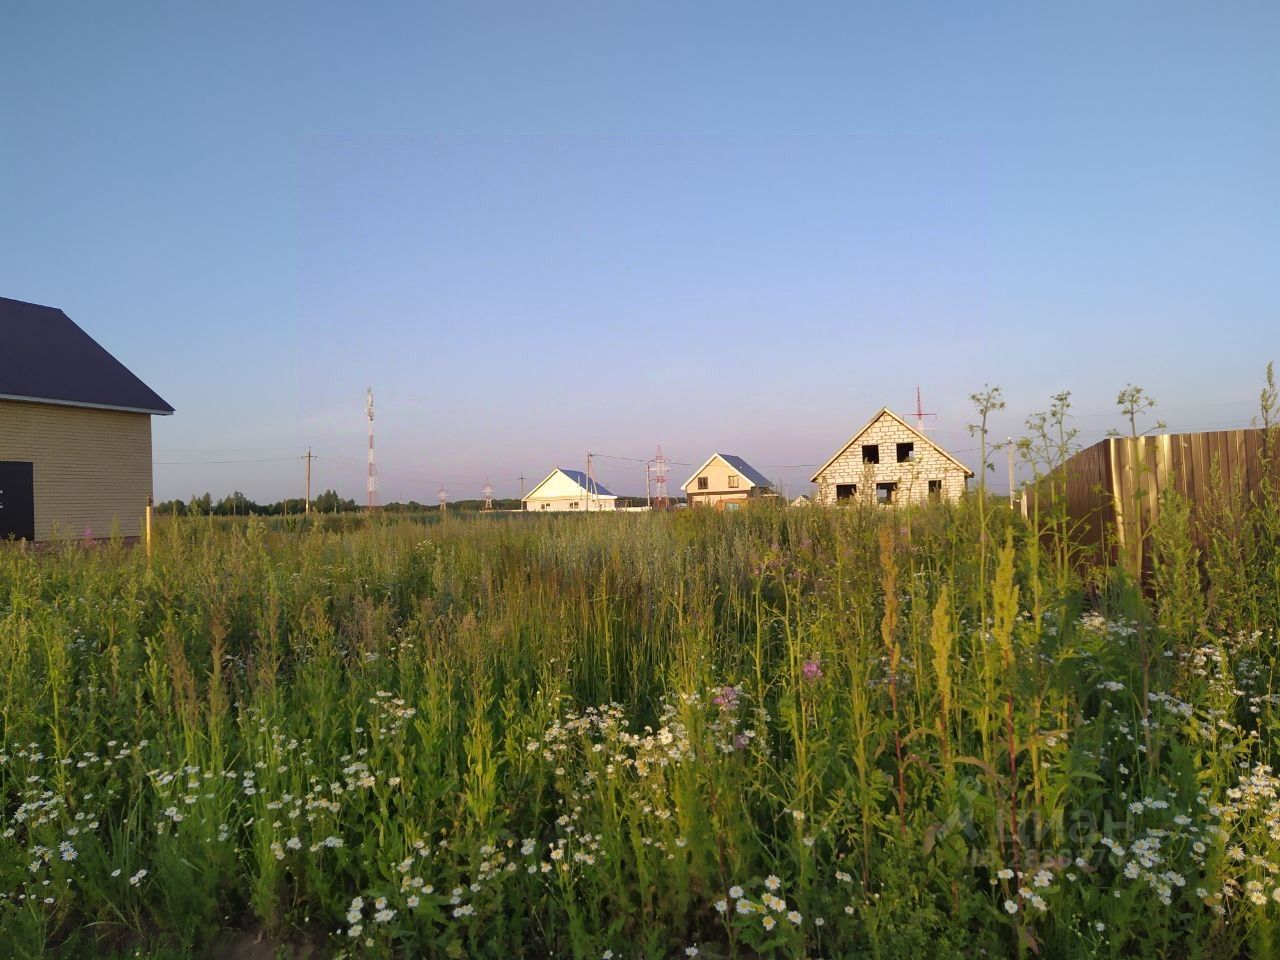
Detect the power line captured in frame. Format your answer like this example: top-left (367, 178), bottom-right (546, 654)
top-left (155, 456), bottom-right (300, 465)
top-left (156, 409), bottom-right (1269, 497)
top-left (155, 447), bottom-right (292, 454)
top-left (1055, 398), bottom-right (1258, 420)
top-left (590, 450), bottom-right (828, 470)
top-left (591, 452), bottom-right (695, 466)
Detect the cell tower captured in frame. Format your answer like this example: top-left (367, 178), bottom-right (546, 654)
top-left (482, 478), bottom-right (494, 511)
top-left (366, 387), bottom-right (378, 510)
top-left (914, 386), bottom-right (936, 433)
top-left (648, 444), bottom-right (671, 510)
top-left (437, 484), bottom-right (449, 513)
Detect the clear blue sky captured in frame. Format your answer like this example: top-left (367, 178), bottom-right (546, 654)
top-left (3, 2), bottom-right (1277, 502)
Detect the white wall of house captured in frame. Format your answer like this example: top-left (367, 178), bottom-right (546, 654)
top-left (525, 496), bottom-right (617, 512)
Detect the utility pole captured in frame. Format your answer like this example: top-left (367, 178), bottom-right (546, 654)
top-left (585, 452), bottom-right (593, 512)
top-left (1007, 437), bottom-right (1015, 508)
top-left (303, 447), bottom-right (315, 515)
top-left (915, 387), bottom-right (936, 432)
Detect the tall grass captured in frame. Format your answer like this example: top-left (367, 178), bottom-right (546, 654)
top-left (1, 487), bottom-right (1278, 958)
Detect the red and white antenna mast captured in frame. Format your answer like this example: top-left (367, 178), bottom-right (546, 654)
top-left (914, 386), bottom-right (936, 433)
top-left (482, 478), bottom-right (494, 511)
top-left (648, 445), bottom-right (670, 510)
top-left (366, 387), bottom-right (378, 510)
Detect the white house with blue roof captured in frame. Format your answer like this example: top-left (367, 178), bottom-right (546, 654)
top-left (522, 468), bottom-right (618, 512)
top-left (681, 453), bottom-right (774, 510)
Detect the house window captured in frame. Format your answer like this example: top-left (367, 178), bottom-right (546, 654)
top-left (570, 501), bottom-right (579, 509)
top-left (697, 476), bottom-right (709, 490)
top-left (728, 475), bottom-right (739, 488)
top-left (862, 444), bottom-right (880, 464)
top-left (876, 482), bottom-right (897, 505)
top-left (928, 479), bottom-right (943, 501)
top-left (897, 442), bottom-right (914, 462)
top-left (835, 483), bottom-right (857, 501)
top-left (724, 501), bottom-right (741, 512)
top-left (540, 503), bottom-right (549, 510)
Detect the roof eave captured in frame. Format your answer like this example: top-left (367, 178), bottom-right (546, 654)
top-left (0, 393), bottom-right (174, 416)
top-left (684, 452), bottom-right (773, 491)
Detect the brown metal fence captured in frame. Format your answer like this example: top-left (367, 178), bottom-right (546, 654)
top-left (1023, 428), bottom-right (1279, 576)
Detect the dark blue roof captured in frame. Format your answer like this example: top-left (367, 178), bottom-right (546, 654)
top-left (0, 296), bottom-right (173, 414)
top-left (559, 468), bottom-right (614, 497)
top-left (719, 454), bottom-right (773, 489)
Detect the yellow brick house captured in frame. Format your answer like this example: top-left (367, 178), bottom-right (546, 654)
top-left (681, 453), bottom-right (775, 510)
top-left (0, 296), bottom-right (173, 542)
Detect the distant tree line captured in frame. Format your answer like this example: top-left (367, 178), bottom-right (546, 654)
top-left (153, 492), bottom-right (529, 517)
top-left (155, 490), bottom-right (359, 517)
top-left (154, 493), bottom-right (667, 517)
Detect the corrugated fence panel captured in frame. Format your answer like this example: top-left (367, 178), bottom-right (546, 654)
top-left (1029, 438), bottom-right (1112, 553)
top-left (1027, 428), bottom-right (1278, 578)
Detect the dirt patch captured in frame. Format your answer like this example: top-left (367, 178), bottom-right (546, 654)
top-left (208, 928), bottom-right (324, 960)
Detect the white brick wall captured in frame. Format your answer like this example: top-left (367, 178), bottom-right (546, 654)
top-left (813, 412), bottom-right (969, 506)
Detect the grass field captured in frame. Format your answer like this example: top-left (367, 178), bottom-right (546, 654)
top-left (2, 487), bottom-right (1279, 958)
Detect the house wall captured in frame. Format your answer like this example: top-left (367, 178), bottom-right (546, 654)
top-left (684, 456), bottom-right (765, 508)
top-left (0, 398), bottom-right (153, 540)
top-left (687, 491), bottom-right (751, 509)
top-left (813, 415), bottom-right (968, 506)
top-left (524, 496), bottom-right (617, 512)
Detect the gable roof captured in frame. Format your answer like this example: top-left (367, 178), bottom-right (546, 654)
top-left (559, 468), bottom-right (614, 497)
top-left (809, 407), bottom-right (973, 482)
top-left (0, 296), bottom-right (173, 415)
top-left (681, 452), bottom-right (773, 491)
top-left (522, 467), bottom-right (616, 501)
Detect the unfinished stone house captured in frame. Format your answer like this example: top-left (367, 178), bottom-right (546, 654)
top-left (810, 408), bottom-right (972, 506)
